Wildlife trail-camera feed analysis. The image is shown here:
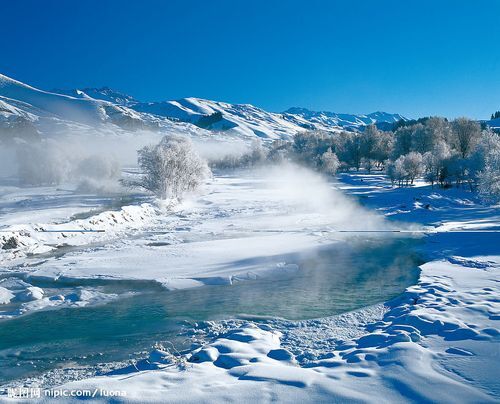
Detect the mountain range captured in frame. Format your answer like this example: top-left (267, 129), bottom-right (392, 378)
top-left (1, 73), bottom-right (409, 141)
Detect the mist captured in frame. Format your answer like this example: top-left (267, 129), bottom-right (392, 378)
top-left (257, 162), bottom-right (395, 232)
top-left (191, 138), bottom-right (250, 162)
top-left (0, 126), bottom-right (166, 193)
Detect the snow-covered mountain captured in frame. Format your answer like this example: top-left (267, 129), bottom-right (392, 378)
top-left (0, 74), bottom-right (150, 131)
top-left (52, 87), bottom-right (139, 107)
top-left (0, 73), bottom-right (408, 142)
top-left (282, 107), bottom-right (406, 131)
top-left (131, 97), bottom-right (309, 139)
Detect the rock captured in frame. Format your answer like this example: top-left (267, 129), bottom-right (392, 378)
top-left (2, 236), bottom-right (19, 250)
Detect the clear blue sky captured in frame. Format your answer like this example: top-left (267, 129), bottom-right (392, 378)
top-left (1, 0), bottom-right (499, 119)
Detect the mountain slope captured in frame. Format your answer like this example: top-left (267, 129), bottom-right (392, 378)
top-left (0, 74), bottom-right (147, 129)
top-left (133, 97), bottom-right (307, 139)
top-left (50, 85), bottom-right (408, 138)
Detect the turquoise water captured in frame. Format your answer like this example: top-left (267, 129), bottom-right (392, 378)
top-left (0, 237), bottom-right (421, 384)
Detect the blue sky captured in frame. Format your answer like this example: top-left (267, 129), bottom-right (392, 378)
top-left (1, 0), bottom-right (499, 119)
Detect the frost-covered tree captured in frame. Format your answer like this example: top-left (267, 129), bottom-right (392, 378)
top-left (241, 139), bottom-right (267, 166)
top-left (360, 125), bottom-right (380, 172)
top-left (471, 131), bottom-right (500, 200)
top-left (393, 125), bottom-right (415, 158)
top-left (451, 118), bottom-right (481, 158)
top-left (133, 135), bottom-right (210, 199)
top-left (293, 131), bottom-right (332, 167)
top-left (268, 139), bottom-right (291, 163)
top-left (478, 152), bottom-right (500, 202)
top-left (386, 157), bottom-right (407, 187)
top-left (422, 140), bottom-right (452, 188)
top-left (372, 130), bottom-right (394, 168)
top-left (402, 152), bottom-right (423, 185)
top-left (387, 152), bottom-right (423, 186)
top-left (335, 131), bottom-right (363, 170)
top-left (320, 148), bottom-right (340, 175)
top-left (410, 124), bottom-right (432, 154)
top-left (426, 117), bottom-right (452, 144)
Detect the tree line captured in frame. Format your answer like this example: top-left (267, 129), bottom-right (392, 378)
top-left (210, 117), bottom-right (499, 202)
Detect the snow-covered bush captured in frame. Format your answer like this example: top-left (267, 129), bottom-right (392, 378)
top-left (209, 153), bottom-right (245, 169)
top-left (132, 135), bottom-right (211, 199)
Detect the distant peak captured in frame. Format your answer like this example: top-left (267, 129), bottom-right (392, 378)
top-left (283, 107), bottom-right (314, 114)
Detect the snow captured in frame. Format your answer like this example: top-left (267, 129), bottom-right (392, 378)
top-left (0, 167), bottom-right (498, 402)
top-left (1, 166), bottom-right (390, 291)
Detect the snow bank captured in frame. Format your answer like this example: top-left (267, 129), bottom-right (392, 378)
top-left (0, 202), bottom-right (164, 264)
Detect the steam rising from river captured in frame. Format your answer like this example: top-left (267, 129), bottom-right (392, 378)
top-left (258, 163), bottom-right (391, 232)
